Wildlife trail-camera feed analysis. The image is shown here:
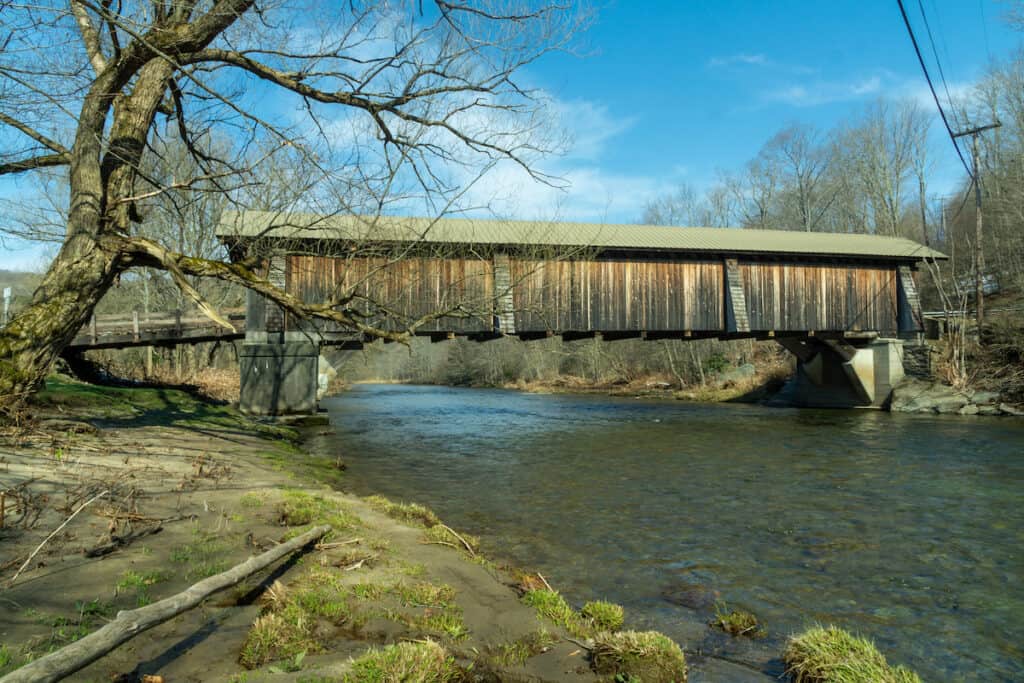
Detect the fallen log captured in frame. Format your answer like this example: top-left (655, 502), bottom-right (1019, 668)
top-left (0, 524), bottom-right (330, 683)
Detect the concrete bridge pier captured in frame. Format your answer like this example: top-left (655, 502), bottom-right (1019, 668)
top-left (239, 341), bottom-right (320, 415)
top-left (238, 268), bottom-right (322, 416)
top-left (776, 337), bottom-right (905, 408)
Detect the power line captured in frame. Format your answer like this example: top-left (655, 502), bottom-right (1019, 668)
top-left (896, 0), bottom-right (973, 177)
top-left (978, 0), bottom-right (993, 63)
top-left (916, 0), bottom-right (959, 128)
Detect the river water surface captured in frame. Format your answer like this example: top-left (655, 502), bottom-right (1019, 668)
top-left (314, 384), bottom-right (1023, 681)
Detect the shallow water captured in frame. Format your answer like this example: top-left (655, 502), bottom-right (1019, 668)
top-left (316, 384), bottom-right (1024, 680)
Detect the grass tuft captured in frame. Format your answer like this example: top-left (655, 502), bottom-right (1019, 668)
top-left (710, 602), bottom-right (766, 638)
top-left (365, 494), bottom-right (440, 528)
top-left (343, 640), bottom-right (461, 682)
top-left (488, 628), bottom-right (558, 667)
top-left (278, 490), bottom-right (359, 531)
top-left (170, 528), bottom-right (230, 580)
top-left (581, 600), bottom-right (625, 632)
top-left (784, 625), bottom-right (921, 683)
top-left (590, 630), bottom-right (687, 683)
top-left (240, 492), bottom-right (265, 508)
top-left (521, 589), bottom-right (581, 634)
top-left (239, 613), bottom-right (320, 669)
top-left (422, 524), bottom-right (480, 555)
top-left (396, 581), bottom-right (457, 608)
top-left (117, 569), bottom-right (170, 607)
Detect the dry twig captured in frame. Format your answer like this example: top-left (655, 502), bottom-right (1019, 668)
top-left (7, 490), bottom-right (109, 586)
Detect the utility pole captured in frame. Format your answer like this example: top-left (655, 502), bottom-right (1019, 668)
top-left (952, 120), bottom-right (1001, 333)
top-left (938, 195), bottom-right (945, 245)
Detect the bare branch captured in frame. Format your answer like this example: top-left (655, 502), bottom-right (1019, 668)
top-left (0, 112), bottom-right (71, 157)
top-left (70, 0), bottom-right (109, 74)
top-left (0, 153), bottom-right (71, 176)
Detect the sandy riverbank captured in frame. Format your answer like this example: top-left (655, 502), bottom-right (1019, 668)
top-left (0, 377), bottom-right (711, 682)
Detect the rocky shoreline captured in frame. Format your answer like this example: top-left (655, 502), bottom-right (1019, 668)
top-left (889, 378), bottom-right (1024, 416)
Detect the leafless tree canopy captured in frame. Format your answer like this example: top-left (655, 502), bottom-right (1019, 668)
top-left (0, 0), bottom-right (584, 409)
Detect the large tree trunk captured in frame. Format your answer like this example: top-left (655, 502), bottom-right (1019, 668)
top-left (0, 235), bottom-right (123, 412)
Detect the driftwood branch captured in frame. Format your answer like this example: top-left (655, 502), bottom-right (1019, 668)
top-left (0, 524), bottom-right (330, 683)
top-left (438, 523), bottom-right (477, 557)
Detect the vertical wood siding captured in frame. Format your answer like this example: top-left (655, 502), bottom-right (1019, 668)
top-left (509, 258), bottom-right (724, 331)
top-left (740, 262), bottom-right (898, 332)
top-left (282, 254), bottom-right (900, 335)
top-left (287, 255), bottom-right (494, 332)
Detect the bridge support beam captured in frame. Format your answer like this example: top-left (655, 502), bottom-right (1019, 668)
top-left (239, 341), bottom-right (320, 416)
top-left (776, 337), bottom-right (905, 408)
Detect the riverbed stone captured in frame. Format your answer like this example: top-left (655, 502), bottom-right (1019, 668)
top-left (661, 582), bottom-right (720, 610)
top-left (934, 395), bottom-right (970, 414)
top-left (970, 390), bottom-right (1000, 405)
top-left (979, 405), bottom-right (1002, 416)
top-left (959, 404), bottom-right (980, 416)
top-left (1000, 402), bottom-right (1024, 416)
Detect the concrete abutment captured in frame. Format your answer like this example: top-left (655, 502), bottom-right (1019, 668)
top-left (776, 337), bottom-right (906, 408)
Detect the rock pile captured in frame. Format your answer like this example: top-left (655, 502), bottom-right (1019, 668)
top-left (890, 378), bottom-right (1023, 416)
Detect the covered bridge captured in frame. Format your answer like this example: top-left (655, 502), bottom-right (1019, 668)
top-left (217, 211), bottom-right (946, 413)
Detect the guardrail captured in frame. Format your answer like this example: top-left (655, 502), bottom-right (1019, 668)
top-left (67, 308), bottom-right (247, 350)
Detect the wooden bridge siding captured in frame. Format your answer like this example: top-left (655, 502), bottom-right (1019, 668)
top-left (509, 258), bottom-right (723, 332)
top-left (739, 262), bottom-right (898, 332)
top-left (286, 255), bottom-right (494, 333)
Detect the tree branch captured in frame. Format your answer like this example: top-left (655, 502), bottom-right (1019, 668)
top-left (70, 0), bottom-right (109, 75)
top-left (0, 153), bottom-right (71, 176)
top-left (0, 112), bottom-right (71, 156)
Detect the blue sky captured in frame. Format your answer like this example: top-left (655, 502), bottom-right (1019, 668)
top-left (2, 0), bottom-right (1020, 271)
top-left (484, 0), bottom-right (1020, 222)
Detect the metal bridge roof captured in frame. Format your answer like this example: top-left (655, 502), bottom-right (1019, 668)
top-left (218, 211), bottom-right (947, 261)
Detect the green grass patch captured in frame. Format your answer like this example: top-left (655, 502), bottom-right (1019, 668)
top-left (521, 589), bottom-right (591, 638)
top-left (117, 569), bottom-right (170, 607)
top-left (239, 612), bottom-right (321, 670)
top-left (487, 628), bottom-right (558, 667)
top-left (784, 625), bottom-right (921, 683)
top-left (21, 599), bottom-right (114, 658)
top-left (0, 644), bottom-right (23, 675)
top-left (398, 562), bottom-right (427, 578)
top-left (710, 602), bottom-right (765, 638)
top-left (169, 527), bottom-right (230, 580)
top-left (33, 376), bottom-right (298, 441)
top-left (278, 489), bottom-right (360, 533)
top-left (590, 630), bottom-right (688, 682)
top-left (240, 492), bottom-right (265, 508)
top-left (241, 569), bottom-right (375, 668)
top-left (395, 581), bottom-right (456, 608)
top-left (581, 600), bottom-right (625, 632)
top-left (422, 524), bottom-right (480, 556)
top-left (365, 494), bottom-right (440, 528)
top-left (343, 640), bottom-right (461, 682)
top-left (408, 610), bottom-right (470, 642)
top-left (377, 582), bottom-right (467, 641)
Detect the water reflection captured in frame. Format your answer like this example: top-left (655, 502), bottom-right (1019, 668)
top-left (315, 385), bottom-right (1024, 681)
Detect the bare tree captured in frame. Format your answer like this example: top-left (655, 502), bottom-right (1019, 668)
top-left (642, 182), bottom-right (703, 226)
top-left (840, 99), bottom-right (929, 237)
top-left (0, 0), bottom-right (583, 412)
top-left (761, 124), bottom-right (834, 232)
top-left (734, 155), bottom-right (779, 229)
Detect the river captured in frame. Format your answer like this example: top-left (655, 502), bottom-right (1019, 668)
top-left (310, 384), bottom-right (1024, 681)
